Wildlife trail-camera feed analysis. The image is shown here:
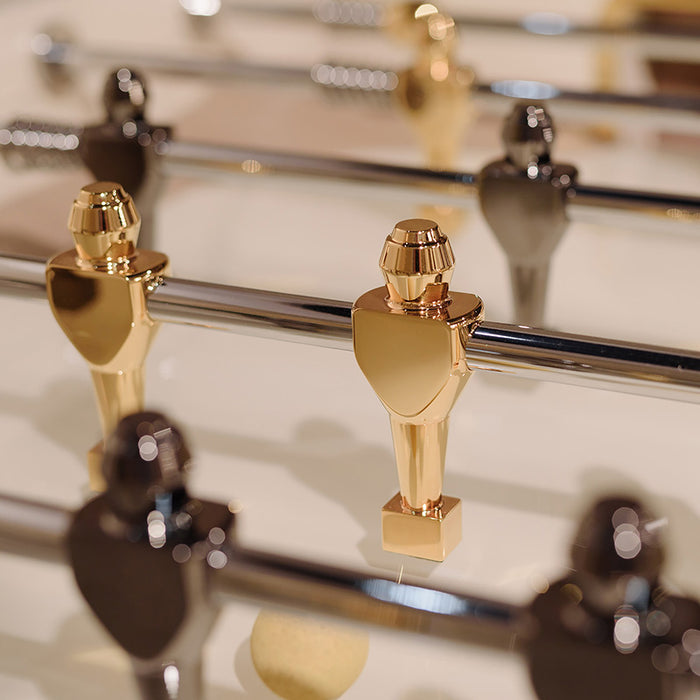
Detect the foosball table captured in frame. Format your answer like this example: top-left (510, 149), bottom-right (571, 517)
top-left (1, 1), bottom-right (700, 698)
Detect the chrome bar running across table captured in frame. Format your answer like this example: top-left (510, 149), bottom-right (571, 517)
top-left (4, 120), bottom-right (700, 232)
top-left (2, 253), bottom-right (700, 403)
top-left (201, 0), bottom-right (700, 63)
top-left (0, 491), bottom-right (527, 651)
top-left (161, 140), bottom-right (700, 230)
top-left (31, 30), bottom-right (700, 135)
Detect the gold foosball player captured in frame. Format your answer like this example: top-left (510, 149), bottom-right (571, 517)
top-left (352, 218), bottom-right (483, 561)
top-left (389, 3), bottom-right (475, 170)
top-left (46, 182), bottom-right (169, 491)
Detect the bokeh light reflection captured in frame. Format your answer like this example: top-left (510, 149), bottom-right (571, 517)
top-left (651, 644), bottom-right (680, 673)
top-left (179, 0), bottom-right (221, 17)
top-left (647, 610), bottom-right (672, 637)
top-left (147, 510), bottom-right (167, 549)
top-left (614, 614), bottom-right (640, 654)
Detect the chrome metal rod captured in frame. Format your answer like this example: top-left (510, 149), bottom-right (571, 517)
top-left (33, 34), bottom-right (312, 85)
top-left (217, 544), bottom-right (527, 651)
top-left (0, 491), bottom-right (527, 650)
top-left (160, 140), bottom-right (700, 228)
top-left (4, 120), bottom-right (700, 230)
top-left (569, 183), bottom-right (700, 220)
top-left (212, 1), bottom-right (700, 56)
top-left (3, 254), bottom-right (700, 403)
top-left (208, 0), bottom-right (699, 38)
top-left (159, 139), bottom-right (477, 202)
top-left (32, 33), bottom-right (700, 130)
top-left (149, 276), bottom-right (354, 349)
top-left (474, 82), bottom-right (700, 137)
top-left (0, 493), bottom-right (69, 564)
top-left (0, 254), bottom-right (48, 301)
top-left (466, 323), bottom-right (700, 402)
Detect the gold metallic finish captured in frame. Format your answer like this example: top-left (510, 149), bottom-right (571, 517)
top-left (381, 493), bottom-right (462, 560)
top-left (390, 4), bottom-right (475, 170)
top-left (380, 217), bottom-right (455, 306)
top-left (87, 443), bottom-right (107, 492)
top-left (68, 182), bottom-right (140, 265)
top-left (352, 219), bottom-right (483, 561)
top-left (46, 182), bottom-right (169, 490)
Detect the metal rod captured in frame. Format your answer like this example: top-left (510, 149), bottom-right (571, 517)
top-left (569, 183), bottom-right (700, 221)
top-left (148, 276), bottom-right (354, 350)
top-left (4, 121), bottom-right (700, 231)
top-left (473, 81), bottom-right (700, 137)
top-left (33, 34), bottom-right (312, 85)
top-left (0, 491), bottom-right (527, 650)
top-left (210, 1), bottom-right (700, 57)
top-left (0, 493), bottom-right (69, 564)
top-left (159, 139), bottom-right (700, 229)
top-left (159, 139), bottom-right (478, 206)
top-left (32, 33), bottom-right (700, 132)
top-left (206, 1), bottom-right (700, 63)
top-left (3, 254), bottom-right (700, 403)
top-left (216, 543), bottom-right (528, 650)
top-left (0, 253), bottom-right (48, 301)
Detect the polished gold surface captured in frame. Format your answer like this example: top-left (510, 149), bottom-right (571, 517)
top-left (87, 443), bottom-right (107, 492)
top-left (45, 182), bottom-right (169, 490)
top-left (390, 4), bottom-right (475, 170)
top-left (381, 492), bottom-right (462, 560)
top-left (352, 219), bottom-right (483, 561)
top-left (68, 182), bottom-right (140, 265)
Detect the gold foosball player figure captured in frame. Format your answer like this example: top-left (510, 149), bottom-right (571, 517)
top-left (46, 182), bottom-right (169, 491)
top-left (352, 218), bottom-right (483, 561)
top-left (389, 3), bottom-right (475, 170)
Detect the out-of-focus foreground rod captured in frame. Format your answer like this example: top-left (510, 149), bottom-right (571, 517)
top-left (0, 491), bottom-right (528, 650)
top-left (0, 493), bottom-right (69, 564)
top-left (2, 253), bottom-right (700, 403)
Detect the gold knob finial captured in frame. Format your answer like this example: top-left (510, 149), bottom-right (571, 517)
top-left (69, 181), bottom-right (140, 265)
top-left (379, 218), bottom-right (455, 307)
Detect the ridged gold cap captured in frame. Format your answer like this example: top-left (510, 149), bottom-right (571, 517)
top-left (68, 181), bottom-right (140, 264)
top-left (379, 218), bottom-right (455, 305)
